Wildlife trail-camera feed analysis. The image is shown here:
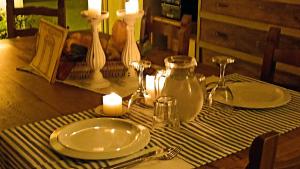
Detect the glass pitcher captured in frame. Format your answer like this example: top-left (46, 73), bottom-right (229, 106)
top-left (156, 55), bottom-right (204, 122)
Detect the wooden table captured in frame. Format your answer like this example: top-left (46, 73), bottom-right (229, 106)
top-left (0, 36), bottom-right (102, 130)
top-left (0, 36), bottom-right (299, 169)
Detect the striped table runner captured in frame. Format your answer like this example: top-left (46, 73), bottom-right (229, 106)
top-left (1, 74), bottom-right (300, 169)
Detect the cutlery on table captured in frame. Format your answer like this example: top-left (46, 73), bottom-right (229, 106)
top-left (105, 146), bottom-right (182, 169)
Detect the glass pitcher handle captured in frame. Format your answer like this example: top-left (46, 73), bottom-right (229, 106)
top-left (197, 74), bottom-right (207, 102)
top-left (154, 70), bottom-right (167, 99)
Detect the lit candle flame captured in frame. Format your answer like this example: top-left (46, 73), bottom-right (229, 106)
top-left (125, 0), bottom-right (139, 14)
top-left (88, 0), bottom-right (102, 14)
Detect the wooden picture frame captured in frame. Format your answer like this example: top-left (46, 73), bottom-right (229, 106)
top-left (30, 19), bottom-right (68, 83)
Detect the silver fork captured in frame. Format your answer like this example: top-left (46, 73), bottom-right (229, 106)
top-left (156, 146), bottom-right (182, 160)
top-left (107, 146), bottom-right (182, 169)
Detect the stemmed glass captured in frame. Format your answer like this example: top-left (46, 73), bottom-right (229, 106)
top-left (207, 56), bottom-right (235, 118)
top-left (128, 60), bottom-right (151, 110)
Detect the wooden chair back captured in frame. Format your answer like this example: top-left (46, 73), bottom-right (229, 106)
top-left (139, 8), bottom-right (192, 68)
top-left (140, 9), bottom-right (192, 55)
top-left (246, 131), bottom-right (279, 169)
top-left (6, 0), bottom-right (66, 38)
top-left (261, 27), bottom-right (300, 83)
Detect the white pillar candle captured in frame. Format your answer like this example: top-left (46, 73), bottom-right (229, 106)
top-left (88, 0), bottom-right (102, 14)
top-left (103, 93), bottom-right (123, 115)
top-left (125, 0), bottom-right (139, 14)
top-left (146, 75), bottom-right (155, 99)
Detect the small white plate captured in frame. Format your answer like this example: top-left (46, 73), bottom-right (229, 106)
top-left (50, 118), bottom-right (150, 160)
top-left (215, 82), bottom-right (291, 109)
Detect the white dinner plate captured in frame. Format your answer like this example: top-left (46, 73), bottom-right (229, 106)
top-left (50, 118), bottom-right (150, 160)
top-left (215, 82), bottom-right (291, 109)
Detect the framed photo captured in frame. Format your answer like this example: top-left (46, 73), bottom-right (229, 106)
top-left (30, 19), bottom-right (68, 83)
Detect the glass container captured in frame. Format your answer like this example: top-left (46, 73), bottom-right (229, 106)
top-left (159, 55), bottom-right (204, 122)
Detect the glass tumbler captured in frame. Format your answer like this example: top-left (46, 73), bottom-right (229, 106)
top-left (153, 96), bottom-right (179, 130)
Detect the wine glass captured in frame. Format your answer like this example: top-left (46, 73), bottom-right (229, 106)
top-left (207, 56), bottom-right (235, 119)
top-left (128, 60), bottom-right (151, 110)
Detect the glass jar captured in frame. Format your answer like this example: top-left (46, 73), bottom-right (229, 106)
top-left (158, 55), bottom-right (204, 122)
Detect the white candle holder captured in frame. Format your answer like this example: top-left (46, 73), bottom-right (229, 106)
top-left (80, 10), bottom-right (110, 88)
top-left (117, 9), bottom-right (144, 77)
